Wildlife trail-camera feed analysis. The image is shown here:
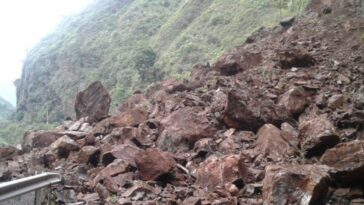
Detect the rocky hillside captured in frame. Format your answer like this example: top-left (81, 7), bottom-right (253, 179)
top-left (1, 0), bottom-right (363, 204)
top-left (0, 97), bottom-right (14, 122)
top-left (16, 0), bottom-right (309, 123)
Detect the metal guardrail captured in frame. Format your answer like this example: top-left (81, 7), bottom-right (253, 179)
top-left (0, 172), bottom-right (62, 202)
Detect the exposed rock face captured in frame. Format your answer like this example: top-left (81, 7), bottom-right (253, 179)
top-left (262, 165), bottom-right (331, 205)
top-left (74, 81), bottom-right (111, 121)
top-left (321, 140), bottom-right (364, 185)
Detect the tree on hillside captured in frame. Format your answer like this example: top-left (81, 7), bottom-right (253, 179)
top-left (132, 48), bottom-right (164, 83)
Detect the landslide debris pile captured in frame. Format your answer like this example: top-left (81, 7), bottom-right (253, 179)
top-left (1, 1), bottom-right (364, 204)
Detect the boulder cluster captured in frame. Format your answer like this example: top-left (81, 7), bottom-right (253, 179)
top-left (1, 1), bottom-right (364, 204)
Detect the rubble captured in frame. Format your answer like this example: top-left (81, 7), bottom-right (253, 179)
top-left (2, 1), bottom-right (364, 204)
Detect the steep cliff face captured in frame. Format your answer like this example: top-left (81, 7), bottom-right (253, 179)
top-left (16, 0), bottom-right (309, 122)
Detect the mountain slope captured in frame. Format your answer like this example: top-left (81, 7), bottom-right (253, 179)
top-left (0, 96), bottom-right (14, 122)
top-left (16, 0), bottom-right (309, 122)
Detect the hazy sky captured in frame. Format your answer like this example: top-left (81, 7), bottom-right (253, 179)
top-left (0, 0), bottom-right (92, 105)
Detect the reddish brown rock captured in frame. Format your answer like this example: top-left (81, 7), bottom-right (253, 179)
top-left (299, 110), bottom-right (339, 157)
top-left (157, 107), bottom-right (216, 152)
top-left (223, 89), bottom-right (290, 131)
top-left (50, 135), bottom-right (79, 159)
top-left (277, 86), bottom-right (308, 116)
top-left (50, 135), bottom-right (79, 151)
top-left (254, 124), bottom-right (296, 161)
top-left (104, 173), bottom-right (133, 193)
top-left (121, 180), bottom-right (154, 198)
top-left (101, 144), bottom-right (141, 166)
top-left (262, 164), bottom-right (331, 205)
top-left (22, 131), bottom-right (63, 151)
top-left (93, 159), bottom-right (129, 186)
top-left (196, 155), bottom-right (247, 191)
top-left (96, 183), bottom-right (110, 199)
top-left (109, 109), bottom-right (148, 128)
top-left (327, 94), bottom-right (345, 109)
top-left (213, 51), bottom-right (262, 76)
top-left (74, 81), bottom-right (111, 121)
top-left (0, 146), bottom-right (18, 160)
top-left (353, 86), bottom-right (364, 109)
top-left (277, 49), bottom-right (316, 69)
top-left (102, 127), bottom-right (139, 145)
top-left (321, 140), bottom-right (364, 185)
top-left (43, 150), bottom-right (57, 168)
top-left (135, 148), bottom-right (176, 181)
top-left (281, 122), bottom-right (299, 148)
top-left (115, 93), bottom-right (151, 114)
top-left (79, 146), bottom-right (100, 166)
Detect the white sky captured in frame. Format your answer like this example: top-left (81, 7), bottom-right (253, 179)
top-left (0, 0), bottom-right (93, 105)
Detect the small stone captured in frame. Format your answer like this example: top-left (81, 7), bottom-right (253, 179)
top-left (327, 94), bottom-right (345, 109)
top-left (96, 183), bottom-right (110, 199)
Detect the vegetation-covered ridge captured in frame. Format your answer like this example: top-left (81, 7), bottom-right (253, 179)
top-left (16, 0), bottom-right (309, 123)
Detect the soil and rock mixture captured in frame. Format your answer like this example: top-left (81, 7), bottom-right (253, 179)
top-left (1, 0), bottom-right (363, 204)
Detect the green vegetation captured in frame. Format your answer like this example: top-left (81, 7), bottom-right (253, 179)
top-left (0, 97), bottom-right (14, 122)
top-left (17, 0), bottom-right (309, 123)
top-left (0, 121), bottom-right (55, 147)
top-left (361, 33), bottom-right (364, 43)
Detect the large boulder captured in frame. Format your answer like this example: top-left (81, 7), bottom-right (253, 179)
top-left (50, 135), bottom-right (79, 158)
top-left (114, 94), bottom-right (151, 114)
top-left (22, 131), bottom-right (64, 152)
top-left (223, 89), bottom-right (290, 131)
top-left (0, 146), bottom-right (19, 160)
top-left (299, 108), bottom-right (340, 157)
top-left (277, 86), bottom-right (308, 117)
top-left (213, 51), bottom-right (262, 76)
top-left (109, 109), bottom-right (148, 128)
top-left (74, 81), bottom-right (111, 121)
top-left (263, 164), bottom-right (331, 205)
top-left (157, 107), bottom-right (216, 152)
top-left (135, 148), bottom-right (176, 181)
top-left (321, 140), bottom-right (364, 185)
top-left (101, 144), bottom-right (141, 166)
top-left (196, 154), bottom-right (247, 191)
top-left (79, 146), bottom-right (100, 166)
top-left (254, 124), bottom-right (296, 161)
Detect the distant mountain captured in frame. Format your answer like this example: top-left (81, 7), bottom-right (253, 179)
top-left (16, 0), bottom-right (309, 123)
top-left (0, 96), bottom-right (14, 121)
